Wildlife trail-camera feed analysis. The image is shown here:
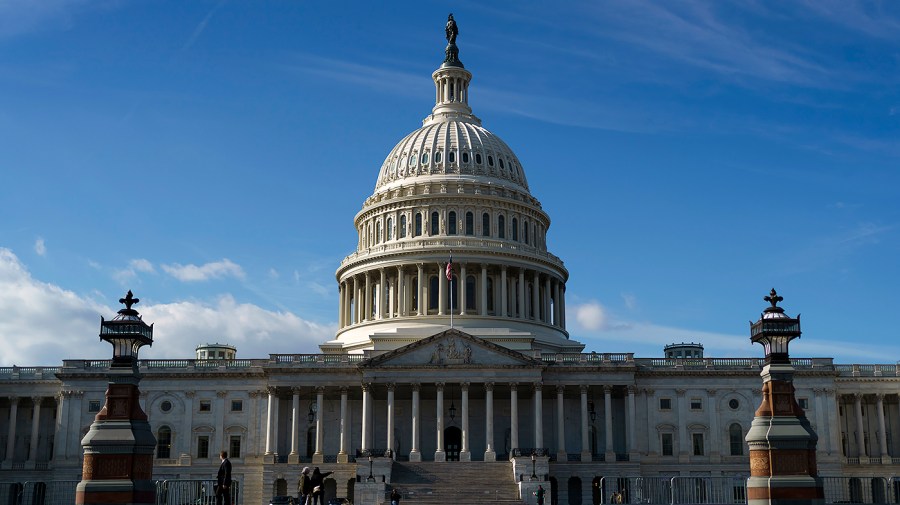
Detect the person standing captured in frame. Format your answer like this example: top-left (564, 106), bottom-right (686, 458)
top-left (310, 467), bottom-right (333, 505)
top-left (535, 485), bottom-right (545, 505)
top-left (216, 451), bottom-right (232, 505)
top-left (298, 466), bottom-right (312, 505)
top-left (390, 488), bottom-right (402, 505)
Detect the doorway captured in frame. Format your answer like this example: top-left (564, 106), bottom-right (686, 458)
top-left (444, 426), bottom-right (461, 461)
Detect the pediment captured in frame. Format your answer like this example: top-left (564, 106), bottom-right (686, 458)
top-left (362, 329), bottom-right (540, 368)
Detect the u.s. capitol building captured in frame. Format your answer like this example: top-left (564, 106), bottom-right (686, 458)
top-left (1, 17), bottom-right (898, 505)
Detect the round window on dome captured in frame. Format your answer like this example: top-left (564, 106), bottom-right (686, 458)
top-left (422, 152), bottom-right (429, 164)
top-left (409, 154), bottom-right (416, 166)
top-left (462, 152), bottom-right (469, 163)
top-left (488, 156), bottom-right (494, 167)
top-left (160, 400), bottom-right (172, 413)
top-left (475, 153), bottom-right (482, 165)
top-left (448, 151), bottom-right (455, 163)
top-left (729, 399), bottom-right (740, 410)
top-left (435, 151), bottom-right (442, 163)
top-left (499, 158), bottom-right (504, 169)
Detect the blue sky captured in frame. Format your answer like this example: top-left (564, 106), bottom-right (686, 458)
top-left (1, 0), bottom-right (898, 366)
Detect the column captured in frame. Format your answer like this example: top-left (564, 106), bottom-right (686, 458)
top-left (876, 393), bottom-right (889, 460)
top-left (417, 264), bottom-right (425, 315)
top-left (338, 387), bottom-right (349, 463)
top-left (484, 383), bottom-right (496, 461)
top-left (628, 386), bottom-right (638, 458)
top-left (27, 397), bottom-right (41, 467)
top-left (556, 386), bottom-right (566, 460)
top-left (813, 389), bottom-right (829, 455)
top-left (645, 389), bottom-right (656, 455)
top-left (410, 383), bottom-right (421, 462)
top-left (480, 265), bottom-right (488, 316)
top-left (182, 391), bottom-right (195, 458)
top-left (677, 389), bottom-right (688, 459)
top-left (379, 269), bottom-right (386, 319)
top-left (435, 383), bottom-right (445, 461)
top-left (560, 286), bottom-right (566, 328)
top-left (580, 386), bottom-right (591, 461)
top-left (531, 271), bottom-right (540, 320)
top-left (500, 266), bottom-right (508, 317)
top-left (397, 267), bottom-right (405, 317)
top-left (53, 392), bottom-right (68, 462)
top-left (854, 393), bottom-right (866, 457)
top-left (518, 270), bottom-right (526, 319)
top-left (510, 383), bottom-right (519, 453)
top-left (2, 397), bottom-right (18, 468)
top-left (544, 276), bottom-right (551, 323)
top-left (361, 383), bottom-right (372, 451)
top-left (386, 384), bottom-right (395, 458)
top-left (460, 382), bottom-right (470, 461)
top-left (604, 386), bottom-right (614, 460)
top-left (215, 391), bottom-right (226, 452)
top-left (553, 280), bottom-right (560, 326)
top-left (459, 264), bottom-right (467, 316)
top-left (438, 264), bottom-right (446, 316)
top-left (265, 388), bottom-right (276, 455)
top-left (290, 387), bottom-right (301, 458)
top-left (364, 272), bottom-right (372, 321)
top-left (705, 389), bottom-right (718, 462)
top-left (338, 282), bottom-right (344, 328)
top-left (314, 386), bottom-right (325, 463)
top-left (347, 277), bottom-right (355, 325)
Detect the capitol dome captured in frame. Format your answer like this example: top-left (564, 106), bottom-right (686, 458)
top-left (326, 18), bottom-right (583, 355)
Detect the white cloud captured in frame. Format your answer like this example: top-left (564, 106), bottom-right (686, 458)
top-left (268, 268), bottom-right (279, 280)
top-left (113, 258), bottom-right (156, 284)
top-left (0, 248), bottom-right (334, 366)
top-left (161, 259), bottom-right (245, 282)
top-left (33, 237), bottom-right (46, 256)
top-left (572, 301), bottom-right (608, 331)
top-left (621, 293), bottom-right (637, 310)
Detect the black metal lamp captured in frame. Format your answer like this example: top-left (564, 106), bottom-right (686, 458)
top-left (531, 452), bottom-right (537, 480)
top-left (367, 454), bottom-right (375, 482)
top-left (100, 291), bottom-right (153, 367)
top-left (448, 401), bottom-right (456, 421)
top-left (750, 289), bottom-right (801, 365)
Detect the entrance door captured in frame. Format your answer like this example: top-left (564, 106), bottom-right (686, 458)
top-left (445, 426), bottom-right (461, 461)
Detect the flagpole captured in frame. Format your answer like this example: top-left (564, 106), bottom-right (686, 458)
top-left (449, 250), bottom-right (454, 329)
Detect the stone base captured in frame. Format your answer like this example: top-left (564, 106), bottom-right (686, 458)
top-left (409, 451), bottom-right (422, 462)
top-left (312, 453), bottom-right (324, 464)
top-left (580, 452), bottom-right (592, 462)
top-left (337, 453), bottom-right (349, 464)
top-left (484, 450), bottom-right (496, 462)
top-left (556, 451), bottom-right (567, 462)
top-left (263, 454), bottom-right (275, 464)
top-left (76, 479), bottom-right (156, 505)
top-left (288, 454), bottom-right (301, 465)
top-left (747, 475), bottom-right (824, 505)
top-left (460, 451), bottom-right (471, 461)
top-left (434, 451), bottom-right (446, 462)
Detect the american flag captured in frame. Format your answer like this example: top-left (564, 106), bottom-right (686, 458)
top-left (445, 253), bottom-right (453, 281)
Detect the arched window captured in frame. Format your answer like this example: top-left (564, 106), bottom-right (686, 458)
top-left (524, 220), bottom-right (529, 244)
top-left (448, 211), bottom-right (457, 235)
top-left (729, 423), bottom-right (744, 455)
top-left (409, 154), bottom-right (416, 166)
top-left (414, 213), bottom-right (422, 237)
top-left (488, 155), bottom-right (494, 167)
top-left (156, 427), bottom-right (172, 459)
top-left (434, 151), bottom-right (442, 163)
top-left (429, 276), bottom-right (439, 310)
top-left (465, 212), bottom-right (474, 236)
top-left (499, 158), bottom-right (505, 169)
top-left (498, 215), bottom-right (505, 239)
top-left (448, 151), bottom-right (456, 163)
top-left (431, 211), bottom-right (440, 235)
top-left (487, 277), bottom-right (494, 312)
top-left (386, 217), bottom-right (393, 241)
top-left (475, 153), bottom-right (482, 165)
top-left (512, 218), bottom-right (518, 241)
top-left (422, 152), bottom-right (429, 164)
top-left (466, 275), bottom-right (476, 311)
top-left (462, 152), bottom-right (469, 164)
top-left (376, 221), bottom-right (382, 244)
top-left (411, 276), bottom-right (418, 313)
top-left (400, 215), bottom-right (407, 238)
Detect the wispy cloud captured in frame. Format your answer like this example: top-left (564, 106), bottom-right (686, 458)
top-left (161, 259), bottom-right (245, 282)
top-left (780, 222), bottom-right (895, 275)
top-left (113, 258), bottom-right (156, 284)
top-left (0, 0), bottom-right (90, 39)
top-left (33, 238), bottom-right (46, 256)
top-left (280, 54), bottom-right (431, 99)
top-left (800, 1), bottom-right (900, 41)
top-left (180, 0), bottom-right (226, 53)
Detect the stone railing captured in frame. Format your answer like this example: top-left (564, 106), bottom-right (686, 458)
top-left (0, 366), bottom-right (60, 379)
top-left (338, 236), bottom-right (565, 268)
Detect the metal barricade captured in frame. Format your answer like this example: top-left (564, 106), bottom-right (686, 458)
top-left (598, 476), bottom-right (674, 504)
top-left (21, 481), bottom-right (78, 505)
top-left (155, 478), bottom-right (241, 505)
top-left (670, 477), bottom-right (747, 505)
top-left (822, 476), bottom-right (890, 504)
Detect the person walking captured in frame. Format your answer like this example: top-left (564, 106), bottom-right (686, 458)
top-left (298, 466), bottom-right (311, 505)
top-left (390, 488), bottom-right (402, 505)
top-left (310, 467), bottom-right (333, 505)
top-left (535, 485), bottom-right (545, 505)
top-left (216, 451), bottom-right (232, 505)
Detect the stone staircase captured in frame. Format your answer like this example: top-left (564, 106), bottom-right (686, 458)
top-left (389, 461), bottom-right (522, 505)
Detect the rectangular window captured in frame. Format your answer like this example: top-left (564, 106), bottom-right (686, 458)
top-left (659, 398), bottom-right (672, 410)
top-left (230, 435), bottom-right (241, 459)
top-left (197, 436), bottom-right (210, 459)
top-left (798, 398), bottom-right (809, 410)
top-left (690, 398), bottom-right (702, 410)
top-left (692, 433), bottom-right (704, 456)
top-left (231, 400), bottom-right (243, 412)
top-left (661, 433), bottom-right (673, 456)
top-left (199, 400), bottom-right (211, 412)
top-left (88, 400), bottom-right (102, 413)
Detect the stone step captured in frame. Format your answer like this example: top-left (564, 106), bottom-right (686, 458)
top-left (389, 461), bottom-right (522, 504)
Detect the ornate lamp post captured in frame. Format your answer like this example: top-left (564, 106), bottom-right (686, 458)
top-left (367, 454), bottom-right (375, 482)
top-left (531, 452), bottom-right (537, 480)
top-left (745, 289), bottom-right (823, 505)
top-left (76, 291), bottom-right (157, 505)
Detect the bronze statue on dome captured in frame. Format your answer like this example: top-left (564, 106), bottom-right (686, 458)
top-left (446, 14), bottom-right (458, 44)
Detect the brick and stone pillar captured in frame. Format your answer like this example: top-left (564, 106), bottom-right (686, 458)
top-left (77, 291), bottom-right (156, 505)
top-left (746, 289), bottom-right (823, 505)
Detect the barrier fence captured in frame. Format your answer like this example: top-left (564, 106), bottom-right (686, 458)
top-left (0, 479), bottom-right (240, 505)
